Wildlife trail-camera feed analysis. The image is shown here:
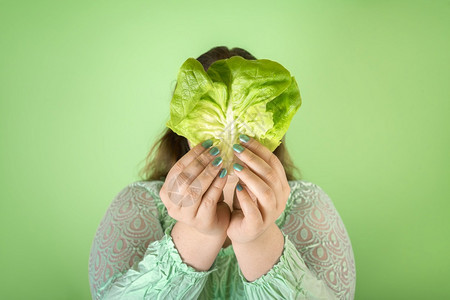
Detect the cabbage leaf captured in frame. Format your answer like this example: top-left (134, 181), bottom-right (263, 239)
top-left (166, 56), bottom-right (302, 172)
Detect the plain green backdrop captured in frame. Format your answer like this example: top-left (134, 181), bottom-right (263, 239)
top-left (1, 0), bottom-right (449, 299)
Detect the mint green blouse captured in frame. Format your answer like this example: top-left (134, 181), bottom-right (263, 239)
top-left (88, 180), bottom-right (356, 299)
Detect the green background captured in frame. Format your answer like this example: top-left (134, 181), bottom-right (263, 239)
top-left (1, 0), bottom-right (449, 299)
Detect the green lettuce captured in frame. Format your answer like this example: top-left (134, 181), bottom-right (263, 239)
top-left (166, 56), bottom-right (302, 172)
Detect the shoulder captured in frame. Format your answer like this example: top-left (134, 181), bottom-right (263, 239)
top-left (284, 179), bottom-right (350, 248)
top-left (119, 180), bottom-right (165, 197)
top-left (285, 179), bottom-right (341, 223)
top-left (112, 180), bottom-right (165, 204)
top-left (106, 180), bottom-right (166, 217)
top-left (287, 179), bottom-right (334, 207)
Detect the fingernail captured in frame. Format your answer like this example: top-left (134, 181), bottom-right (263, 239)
top-left (233, 163), bottom-right (243, 171)
top-left (219, 168), bottom-right (227, 178)
top-left (212, 156), bottom-right (223, 166)
top-left (232, 144), bottom-right (244, 153)
top-left (202, 139), bottom-right (213, 148)
top-left (209, 146), bottom-right (220, 156)
top-left (239, 134), bottom-right (250, 143)
top-left (236, 183), bottom-right (243, 191)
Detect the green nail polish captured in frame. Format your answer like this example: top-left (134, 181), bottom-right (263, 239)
top-left (239, 134), bottom-right (250, 143)
top-left (232, 144), bottom-right (244, 153)
top-left (233, 163), bottom-right (243, 171)
top-left (209, 146), bottom-right (220, 156)
top-left (212, 156), bottom-right (223, 166)
top-left (236, 183), bottom-right (243, 191)
top-left (219, 168), bottom-right (227, 178)
top-left (202, 139), bottom-right (213, 148)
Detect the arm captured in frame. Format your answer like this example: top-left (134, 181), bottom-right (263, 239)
top-left (232, 211), bottom-right (337, 300)
top-left (228, 135), bottom-right (337, 299)
top-left (277, 180), bottom-right (357, 299)
top-left (88, 181), bottom-right (213, 300)
top-left (232, 223), bottom-right (284, 281)
top-left (237, 230), bottom-right (338, 300)
top-left (235, 181), bottom-right (356, 299)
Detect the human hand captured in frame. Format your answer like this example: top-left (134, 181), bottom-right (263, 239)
top-left (226, 134), bottom-right (291, 244)
top-left (159, 139), bottom-right (230, 237)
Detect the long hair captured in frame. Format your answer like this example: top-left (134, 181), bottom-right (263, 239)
top-left (138, 46), bottom-right (302, 182)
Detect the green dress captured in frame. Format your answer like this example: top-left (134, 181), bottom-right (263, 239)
top-left (89, 180), bottom-right (356, 299)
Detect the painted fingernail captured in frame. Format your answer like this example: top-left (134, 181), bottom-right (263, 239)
top-left (239, 134), bottom-right (250, 143)
top-left (236, 183), bottom-right (243, 191)
top-left (212, 156), bottom-right (223, 166)
top-left (219, 168), bottom-right (227, 178)
top-left (202, 139), bottom-right (213, 148)
top-left (209, 146), bottom-right (220, 156)
top-left (233, 163), bottom-right (243, 171)
top-left (232, 144), bottom-right (244, 153)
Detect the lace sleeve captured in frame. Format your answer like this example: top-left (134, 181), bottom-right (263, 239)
top-left (281, 180), bottom-right (356, 300)
top-left (88, 181), bottom-right (164, 299)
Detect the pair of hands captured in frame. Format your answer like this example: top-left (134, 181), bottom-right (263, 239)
top-left (159, 135), bottom-right (291, 244)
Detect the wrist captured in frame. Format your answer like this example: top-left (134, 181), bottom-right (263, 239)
top-left (230, 223), bottom-right (282, 247)
top-left (232, 223), bottom-right (282, 247)
top-left (171, 221), bottom-right (227, 271)
top-left (173, 221), bottom-right (227, 245)
top-left (232, 223), bottom-right (285, 282)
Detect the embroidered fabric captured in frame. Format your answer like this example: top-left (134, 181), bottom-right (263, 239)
top-left (88, 180), bottom-right (356, 299)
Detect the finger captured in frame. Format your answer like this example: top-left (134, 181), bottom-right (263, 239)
top-left (235, 183), bottom-right (262, 224)
top-left (232, 143), bottom-right (282, 191)
top-left (236, 134), bottom-right (287, 184)
top-left (174, 145), bottom-right (222, 206)
top-left (166, 139), bottom-right (214, 181)
top-left (232, 186), bottom-right (241, 211)
top-left (183, 153), bottom-right (224, 212)
top-left (232, 162), bottom-right (275, 215)
top-left (196, 167), bottom-right (228, 222)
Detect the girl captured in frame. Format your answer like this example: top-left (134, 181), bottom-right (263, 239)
top-left (88, 46), bottom-right (356, 299)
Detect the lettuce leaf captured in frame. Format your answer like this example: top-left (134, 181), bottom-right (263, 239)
top-left (166, 56), bottom-right (302, 172)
